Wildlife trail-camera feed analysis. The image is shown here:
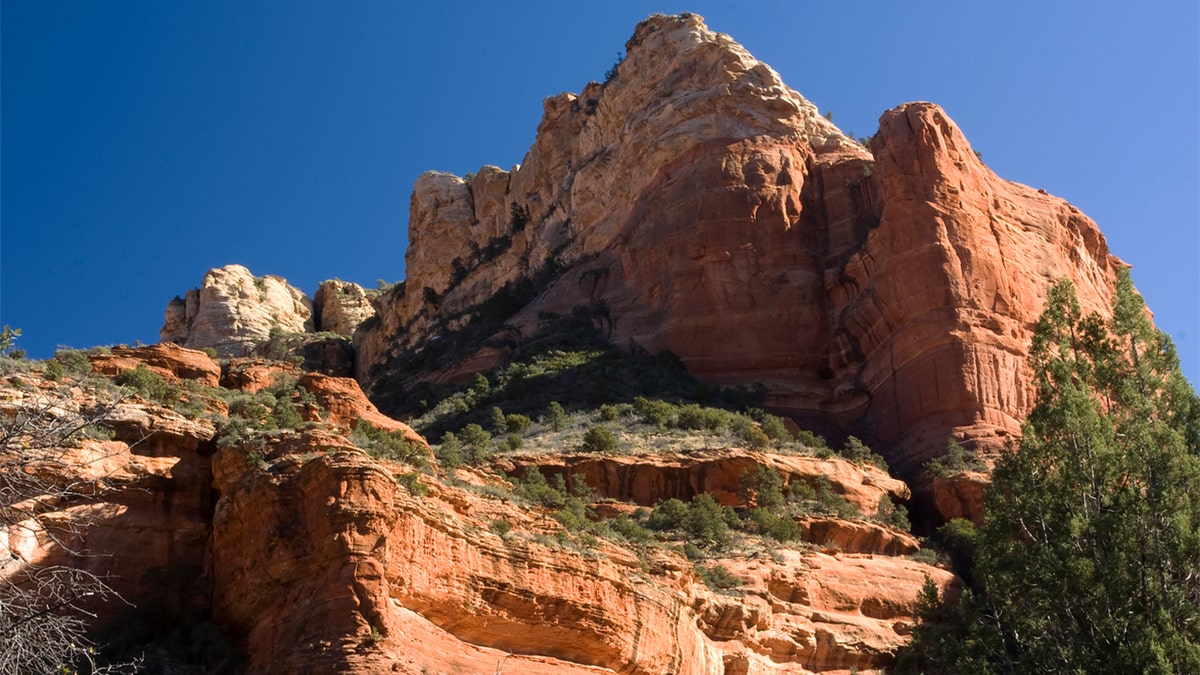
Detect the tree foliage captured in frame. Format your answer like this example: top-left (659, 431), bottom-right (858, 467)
top-left (903, 270), bottom-right (1200, 673)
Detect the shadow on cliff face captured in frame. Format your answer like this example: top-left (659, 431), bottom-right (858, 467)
top-left (94, 562), bottom-right (246, 674)
top-left (394, 309), bottom-right (769, 442)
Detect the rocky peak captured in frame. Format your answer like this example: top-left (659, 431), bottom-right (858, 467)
top-left (313, 279), bottom-right (374, 336)
top-left (356, 13), bottom-right (1126, 484)
top-left (161, 264), bottom-right (314, 358)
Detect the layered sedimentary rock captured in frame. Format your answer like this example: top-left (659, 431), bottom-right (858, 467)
top-left (2, 355), bottom-right (952, 674)
top-left (88, 342), bottom-right (222, 387)
top-left (499, 449), bottom-right (908, 515)
top-left (161, 264), bottom-right (314, 358)
top-left (314, 280), bottom-right (376, 336)
top-left (357, 13), bottom-right (1124, 473)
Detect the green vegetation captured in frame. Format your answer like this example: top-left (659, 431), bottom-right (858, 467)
top-left (924, 439), bottom-right (988, 477)
top-left (901, 271), bottom-right (1200, 673)
top-left (350, 420), bottom-right (428, 467)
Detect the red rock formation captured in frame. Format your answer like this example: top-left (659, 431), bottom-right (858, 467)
top-left (796, 517), bottom-right (920, 556)
top-left (931, 471), bottom-right (991, 524)
top-left (356, 13), bottom-right (1126, 476)
top-left (3, 365), bottom-right (950, 674)
top-left (223, 357), bottom-right (304, 393)
top-left (500, 448), bottom-right (908, 515)
top-left (89, 342), bottom-right (221, 387)
top-left (296, 372), bottom-right (430, 451)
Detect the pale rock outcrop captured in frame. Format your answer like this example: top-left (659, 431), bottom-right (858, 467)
top-left (313, 279), bottom-right (375, 336)
top-left (161, 264), bottom-right (313, 358)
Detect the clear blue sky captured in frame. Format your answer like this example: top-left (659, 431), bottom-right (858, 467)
top-left (3, 1), bottom-right (1197, 384)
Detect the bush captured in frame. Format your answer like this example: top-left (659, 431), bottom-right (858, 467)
top-left (351, 420), bottom-right (427, 467)
top-left (757, 414), bottom-right (792, 443)
top-left (458, 423), bottom-right (492, 465)
top-left (747, 507), bottom-right (800, 542)
top-left (581, 425), bottom-right (619, 454)
top-left (675, 404), bottom-right (729, 431)
top-left (740, 466), bottom-right (786, 511)
top-left (815, 479), bottom-right (859, 519)
top-left (490, 406), bottom-right (507, 434)
top-left (924, 440), bottom-right (987, 477)
top-left (114, 364), bottom-right (173, 404)
top-left (875, 497), bottom-right (911, 531)
top-left (841, 436), bottom-right (888, 470)
top-left (695, 564), bottom-right (740, 591)
top-left (795, 428), bottom-right (828, 451)
top-left (490, 518), bottom-right (512, 536)
top-left (647, 498), bottom-right (689, 531)
top-left (608, 515), bottom-right (653, 544)
top-left (632, 396), bottom-right (675, 428)
top-left (504, 413), bottom-right (532, 433)
top-left (598, 404), bottom-right (619, 421)
top-left (545, 401), bottom-right (567, 431)
top-left (436, 432), bottom-right (462, 469)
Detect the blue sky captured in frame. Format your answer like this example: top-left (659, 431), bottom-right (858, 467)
top-left (3, 1), bottom-right (1197, 383)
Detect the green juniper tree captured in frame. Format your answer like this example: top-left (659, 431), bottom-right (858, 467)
top-left (902, 270), bottom-right (1200, 673)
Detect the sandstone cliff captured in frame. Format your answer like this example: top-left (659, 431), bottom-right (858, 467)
top-left (1, 346), bottom-right (952, 673)
top-left (356, 13), bottom-right (1124, 477)
top-left (161, 264), bottom-right (315, 357)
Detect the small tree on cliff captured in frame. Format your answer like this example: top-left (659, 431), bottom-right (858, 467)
top-left (0, 381), bottom-right (139, 674)
top-left (902, 270), bottom-right (1200, 673)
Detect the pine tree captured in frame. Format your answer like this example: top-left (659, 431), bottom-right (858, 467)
top-left (903, 270), bottom-right (1200, 673)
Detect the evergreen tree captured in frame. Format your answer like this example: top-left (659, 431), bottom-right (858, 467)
top-left (903, 270), bottom-right (1200, 673)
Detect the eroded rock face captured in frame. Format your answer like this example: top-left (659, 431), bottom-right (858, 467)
top-left (314, 280), bottom-right (376, 336)
top-left (88, 342), bottom-right (222, 387)
top-left (357, 13), bottom-right (1125, 475)
top-left (161, 264), bottom-right (314, 358)
top-left (1, 364), bottom-right (953, 674)
top-left (500, 448), bottom-right (908, 515)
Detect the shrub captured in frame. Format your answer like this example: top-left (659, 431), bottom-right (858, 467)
top-left (648, 498), bottom-right (689, 531)
top-left (841, 436), bottom-right (888, 470)
top-left (503, 434), bottom-right (523, 451)
top-left (458, 423), bottom-right (492, 465)
top-left (351, 420), bottom-right (427, 467)
top-left (815, 479), bottom-right (859, 519)
top-left (490, 406), bottom-right (507, 434)
top-left (875, 497), bottom-right (911, 531)
top-left (632, 396), bottom-right (674, 428)
top-left (490, 518), bottom-right (512, 536)
top-left (51, 353), bottom-right (91, 379)
top-left (795, 429), bottom-right (828, 450)
top-left (545, 401), bottom-right (567, 431)
top-left (758, 414), bottom-right (792, 443)
top-left (504, 413), bottom-right (532, 433)
top-left (925, 440), bottom-right (987, 477)
top-left (43, 360), bottom-right (64, 382)
top-left (609, 515), bottom-right (653, 544)
top-left (598, 404), bottom-right (619, 421)
top-left (397, 471), bottom-right (429, 496)
top-left (740, 466), bottom-right (786, 511)
top-left (581, 425), bottom-right (618, 454)
top-left (114, 364), bottom-right (173, 404)
top-left (436, 432), bottom-right (462, 469)
top-left (747, 507), bottom-right (800, 542)
top-left (735, 422), bottom-right (771, 450)
top-left (684, 493), bottom-right (733, 547)
top-left (675, 404), bottom-right (729, 431)
top-left (695, 564), bottom-right (740, 591)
